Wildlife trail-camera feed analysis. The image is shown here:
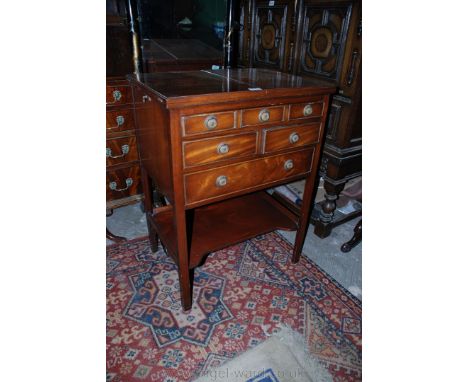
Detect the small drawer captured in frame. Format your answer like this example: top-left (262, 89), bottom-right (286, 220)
top-left (289, 101), bottom-right (324, 121)
top-left (106, 165), bottom-right (141, 201)
top-left (106, 109), bottom-right (134, 134)
top-left (182, 111), bottom-right (236, 136)
top-left (106, 85), bottom-right (132, 106)
top-left (241, 106), bottom-right (284, 127)
top-left (184, 149), bottom-right (314, 205)
top-left (183, 132), bottom-right (257, 167)
top-left (263, 123), bottom-right (321, 153)
top-left (106, 136), bottom-right (139, 167)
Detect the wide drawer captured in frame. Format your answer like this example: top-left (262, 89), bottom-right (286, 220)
top-left (184, 149), bottom-right (314, 205)
top-left (106, 84), bottom-right (132, 106)
top-left (263, 123), bottom-right (321, 153)
top-left (182, 111), bottom-right (236, 136)
top-left (106, 165), bottom-right (141, 201)
top-left (106, 108), bottom-right (134, 134)
top-left (289, 101), bottom-right (325, 121)
top-left (183, 132), bottom-right (257, 167)
top-left (106, 136), bottom-right (139, 167)
top-left (241, 105), bottom-right (285, 127)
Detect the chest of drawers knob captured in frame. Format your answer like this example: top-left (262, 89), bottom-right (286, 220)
top-left (204, 115), bottom-right (218, 130)
top-left (284, 159), bottom-right (294, 171)
top-left (109, 177), bottom-right (133, 191)
top-left (215, 175), bottom-right (228, 187)
top-left (142, 95), bottom-right (152, 103)
top-left (303, 104), bottom-right (313, 116)
top-left (216, 143), bottom-right (230, 155)
top-left (258, 109), bottom-right (270, 122)
top-left (106, 144), bottom-right (130, 159)
top-left (289, 132), bottom-right (300, 144)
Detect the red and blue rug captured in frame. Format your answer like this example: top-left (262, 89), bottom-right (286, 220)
top-left (106, 232), bottom-right (362, 381)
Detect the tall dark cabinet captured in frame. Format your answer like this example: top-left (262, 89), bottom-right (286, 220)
top-left (238, 0), bottom-right (362, 237)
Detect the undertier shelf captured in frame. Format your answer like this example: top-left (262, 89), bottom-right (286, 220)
top-left (152, 191), bottom-right (299, 268)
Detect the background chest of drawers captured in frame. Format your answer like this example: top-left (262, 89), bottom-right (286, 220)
top-left (106, 78), bottom-right (142, 209)
top-left (130, 68), bottom-right (335, 310)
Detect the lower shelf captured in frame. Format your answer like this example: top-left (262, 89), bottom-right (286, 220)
top-left (151, 191), bottom-right (299, 268)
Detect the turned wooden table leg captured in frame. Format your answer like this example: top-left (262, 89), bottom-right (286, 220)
top-left (314, 181), bottom-right (345, 238)
top-left (341, 219), bottom-right (362, 253)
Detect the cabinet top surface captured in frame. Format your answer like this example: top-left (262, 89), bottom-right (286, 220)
top-left (129, 68), bottom-right (335, 107)
top-left (142, 39), bottom-right (222, 62)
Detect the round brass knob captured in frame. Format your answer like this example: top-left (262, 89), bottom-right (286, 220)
top-left (258, 109), bottom-right (270, 122)
top-left (215, 175), bottom-right (228, 187)
top-left (217, 143), bottom-right (230, 155)
top-left (204, 116), bottom-right (218, 130)
top-left (284, 159), bottom-right (294, 171)
top-left (303, 104), bottom-right (313, 116)
top-left (289, 132), bottom-right (300, 144)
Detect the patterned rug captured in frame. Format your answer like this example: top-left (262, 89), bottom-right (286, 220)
top-left (106, 232), bottom-right (362, 381)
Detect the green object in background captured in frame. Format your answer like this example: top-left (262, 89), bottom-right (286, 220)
top-left (193, 0), bottom-right (227, 29)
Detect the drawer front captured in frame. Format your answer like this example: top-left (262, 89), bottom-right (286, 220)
top-left (185, 149), bottom-right (314, 205)
top-left (106, 136), bottom-right (139, 167)
top-left (106, 109), bottom-right (135, 134)
top-left (106, 85), bottom-right (132, 106)
top-left (183, 132), bottom-right (257, 167)
top-left (263, 123), bottom-right (321, 153)
top-left (182, 111), bottom-right (236, 136)
top-left (106, 165), bottom-right (141, 201)
top-left (241, 106), bottom-right (285, 127)
top-left (289, 101), bottom-right (325, 121)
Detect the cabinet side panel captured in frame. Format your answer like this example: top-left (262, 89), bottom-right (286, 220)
top-left (133, 86), bottom-right (173, 201)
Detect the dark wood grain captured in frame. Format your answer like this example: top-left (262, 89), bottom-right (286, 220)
top-left (183, 132), bottom-right (258, 167)
top-left (184, 148), bottom-right (314, 206)
top-left (263, 123), bottom-right (321, 153)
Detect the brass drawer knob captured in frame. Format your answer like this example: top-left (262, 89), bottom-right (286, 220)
top-left (109, 178), bottom-right (133, 191)
top-left (142, 95), bottom-right (151, 103)
top-left (289, 132), bottom-right (300, 144)
top-left (258, 109), bottom-right (270, 122)
top-left (204, 115), bottom-right (218, 130)
top-left (113, 90), bottom-right (122, 102)
top-left (215, 175), bottom-right (228, 187)
top-left (106, 144), bottom-right (129, 159)
top-left (303, 104), bottom-right (313, 116)
top-left (284, 159), bottom-right (294, 171)
top-left (217, 143), bottom-right (230, 155)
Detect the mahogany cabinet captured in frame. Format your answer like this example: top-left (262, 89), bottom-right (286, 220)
top-left (106, 8), bottom-right (143, 215)
top-left (238, 0), bottom-right (362, 237)
top-left (130, 68), bottom-right (335, 310)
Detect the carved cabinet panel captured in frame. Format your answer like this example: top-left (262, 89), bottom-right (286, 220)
top-left (250, 0), bottom-right (294, 71)
top-left (295, 2), bottom-right (352, 82)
